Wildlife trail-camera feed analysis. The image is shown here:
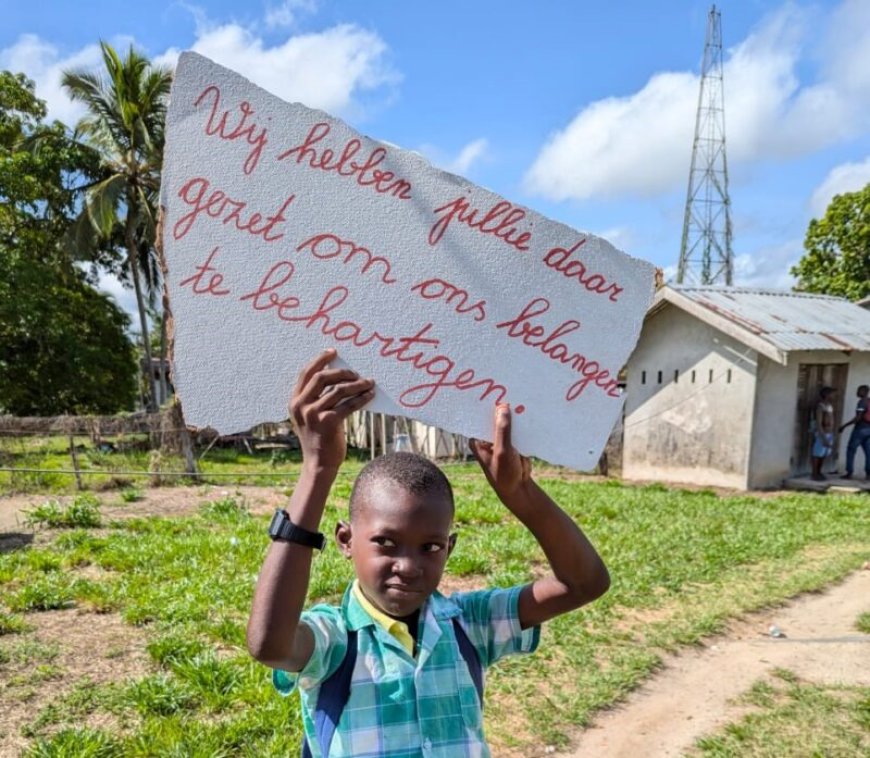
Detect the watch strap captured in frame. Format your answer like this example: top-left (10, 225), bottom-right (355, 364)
top-left (268, 509), bottom-right (326, 550)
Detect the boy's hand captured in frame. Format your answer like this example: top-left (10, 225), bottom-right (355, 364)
top-left (289, 349), bottom-right (374, 470)
top-left (470, 403), bottom-right (531, 501)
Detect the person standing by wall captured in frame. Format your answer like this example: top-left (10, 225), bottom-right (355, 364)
top-left (839, 384), bottom-right (870, 481)
top-left (811, 386), bottom-right (836, 481)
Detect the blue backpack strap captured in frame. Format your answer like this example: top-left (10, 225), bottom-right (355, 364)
top-left (302, 629), bottom-right (358, 758)
top-left (451, 617), bottom-right (484, 706)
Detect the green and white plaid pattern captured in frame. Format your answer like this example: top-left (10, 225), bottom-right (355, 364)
top-left (274, 585), bottom-right (540, 757)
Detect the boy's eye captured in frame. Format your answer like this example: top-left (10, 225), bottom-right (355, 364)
top-left (372, 536), bottom-right (396, 548)
top-left (423, 543), bottom-right (444, 553)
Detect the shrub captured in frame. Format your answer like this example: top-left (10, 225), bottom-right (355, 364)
top-left (24, 495), bottom-right (102, 529)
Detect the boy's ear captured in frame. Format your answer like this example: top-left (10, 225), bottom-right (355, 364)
top-left (335, 520), bottom-right (353, 558)
top-left (447, 533), bottom-right (457, 556)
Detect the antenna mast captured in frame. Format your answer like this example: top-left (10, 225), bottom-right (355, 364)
top-left (677, 5), bottom-right (733, 285)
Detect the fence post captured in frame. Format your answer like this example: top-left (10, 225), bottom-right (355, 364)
top-left (68, 433), bottom-right (83, 491)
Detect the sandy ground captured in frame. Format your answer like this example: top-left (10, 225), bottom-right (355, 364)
top-left (562, 568), bottom-right (870, 758)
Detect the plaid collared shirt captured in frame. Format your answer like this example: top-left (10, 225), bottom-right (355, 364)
top-left (274, 584), bottom-right (540, 757)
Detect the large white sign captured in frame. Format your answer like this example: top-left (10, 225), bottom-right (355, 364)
top-left (160, 52), bottom-right (656, 470)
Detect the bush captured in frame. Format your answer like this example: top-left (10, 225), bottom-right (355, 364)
top-left (24, 495), bottom-right (102, 529)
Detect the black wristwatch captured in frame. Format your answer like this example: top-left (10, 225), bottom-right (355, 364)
top-left (268, 509), bottom-right (327, 550)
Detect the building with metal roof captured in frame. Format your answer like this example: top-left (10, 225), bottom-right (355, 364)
top-left (622, 286), bottom-right (870, 489)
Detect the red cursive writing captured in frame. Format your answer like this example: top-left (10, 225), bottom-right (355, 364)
top-left (238, 263), bottom-right (510, 409)
top-left (410, 278), bottom-right (487, 322)
top-left (277, 122), bottom-right (412, 200)
top-left (428, 195), bottom-right (532, 251)
top-left (496, 297), bottom-right (620, 400)
top-left (543, 239), bottom-right (623, 302)
top-left (178, 247), bottom-right (231, 296)
top-left (194, 85), bottom-right (269, 175)
top-left (296, 232), bottom-right (397, 285)
top-left (173, 176), bottom-right (295, 242)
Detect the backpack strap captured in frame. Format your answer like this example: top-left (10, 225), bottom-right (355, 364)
top-left (302, 629), bottom-right (358, 758)
top-left (451, 617), bottom-right (484, 706)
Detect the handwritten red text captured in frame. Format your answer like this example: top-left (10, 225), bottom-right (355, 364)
top-left (173, 177), bottom-right (295, 242)
top-left (238, 263), bottom-right (508, 409)
top-left (178, 247), bottom-right (231, 296)
top-left (277, 122), bottom-right (412, 200)
top-left (543, 239), bottom-right (623, 302)
top-left (194, 85), bottom-right (269, 175)
top-left (496, 297), bottom-right (620, 400)
top-left (410, 278), bottom-right (487, 322)
top-left (428, 196), bottom-right (533, 251)
top-left (296, 233), bottom-right (397, 285)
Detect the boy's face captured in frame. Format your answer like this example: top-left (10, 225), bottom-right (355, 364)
top-left (337, 480), bottom-right (455, 619)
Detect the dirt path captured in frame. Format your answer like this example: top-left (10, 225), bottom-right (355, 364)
top-left (562, 568), bottom-right (870, 758)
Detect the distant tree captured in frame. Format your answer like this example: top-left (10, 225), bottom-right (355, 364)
top-left (0, 71), bottom-right (137, 415)
top-left (62, 42), bottom-right (172, 411)
top-left (0, 254), bottom-right (137, 414)
top-left (791, 184), bottom-right (870, 301)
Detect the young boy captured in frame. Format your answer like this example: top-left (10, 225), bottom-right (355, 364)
top-left (247, 349), bottom-right (610, 757)
top-left (811, 386), bottom-right (836, 481)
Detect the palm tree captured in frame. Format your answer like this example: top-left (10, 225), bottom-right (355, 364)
top-left (62, 42), bottom-right (172, 412)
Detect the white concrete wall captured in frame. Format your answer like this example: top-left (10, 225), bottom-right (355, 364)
top-left (623, 304), bottom-right (758, 489)
top-left (747, 356), bottom-right (795, 488)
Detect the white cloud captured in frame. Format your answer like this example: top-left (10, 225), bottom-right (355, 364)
top-left (525, 0), bottom-right (870, 201)
top-left (158, 22), bottom-right (398, 117)
top-left (264, 0), bottom-right (318, 29)
top-left (809, 157), bottom-right (870, 217)
top-left (446, 138), bottom-right (488, 175)
top-left (732, 239), bottom-right (801, 289)
top-left (594, 227), bottom-right (634, 253)
top-left (4, 13), bottom-right (397, 125)
top-left (0, 34), bottom-right (104, 124)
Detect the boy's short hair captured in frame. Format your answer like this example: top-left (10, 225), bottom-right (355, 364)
top-left (820, 386), bottom-right (835, 398)
top-left (349, 452), bottom-right (454, 522)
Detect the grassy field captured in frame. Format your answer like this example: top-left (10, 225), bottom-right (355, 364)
top-left (693, 668), bottom-right (870, 757)
top-left (0, 460), bottom-right (868, 756)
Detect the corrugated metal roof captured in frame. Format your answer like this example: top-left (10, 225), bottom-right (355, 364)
top-left (662, 286), bottom-right (870, 354)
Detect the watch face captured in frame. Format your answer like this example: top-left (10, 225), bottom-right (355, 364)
top-left (267, 510), bottom-right (325, 549)
top-left (268, 509), bottom-right (288, 538)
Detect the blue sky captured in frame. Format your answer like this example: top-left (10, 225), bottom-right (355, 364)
top-left (3, 0), bottom-right (869, 315)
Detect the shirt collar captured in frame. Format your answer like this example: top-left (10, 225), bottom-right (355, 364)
top-left (343, 581), bottom-right (463, 633)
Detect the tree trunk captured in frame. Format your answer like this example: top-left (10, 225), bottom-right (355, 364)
top-left (126, 197), bottom-right (158, 413)
top-left (159, 308), bottom-right (168, 405)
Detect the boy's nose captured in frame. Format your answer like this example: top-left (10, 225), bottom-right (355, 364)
top-left (392, 557), bottom-right (423, 579)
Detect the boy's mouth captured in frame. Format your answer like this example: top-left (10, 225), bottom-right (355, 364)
top-left (384, 584), bottom-right (422, 595)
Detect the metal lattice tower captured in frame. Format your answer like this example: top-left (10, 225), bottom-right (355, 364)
top-left (677, 5), bottom-right (733, 285)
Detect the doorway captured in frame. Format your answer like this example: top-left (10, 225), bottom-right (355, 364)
top-left (792, 363), bottom-right (849, 475)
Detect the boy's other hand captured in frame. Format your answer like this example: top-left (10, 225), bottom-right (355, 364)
top-left (470, 403), bottom-right (531, 501)
top-left (290, 349), bottom-right (374, 470)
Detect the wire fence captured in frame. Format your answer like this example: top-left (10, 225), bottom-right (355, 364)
top-left (0, 410), bottom-right (483, 493)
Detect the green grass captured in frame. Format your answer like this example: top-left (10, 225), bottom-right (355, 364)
top-left (856, 612), bottom-right (870, 635)
top-left (694, 670), bottom-right (870, 757)
top-left (23, 494), bottom-right (102, 529)
top-left (0, 475), bottom-right (868, 755)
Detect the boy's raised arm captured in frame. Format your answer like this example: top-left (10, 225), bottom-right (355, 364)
top-left (471, 405), bottom-right (610, 630)
top-left (246, 349), bottom-right (374, 671)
